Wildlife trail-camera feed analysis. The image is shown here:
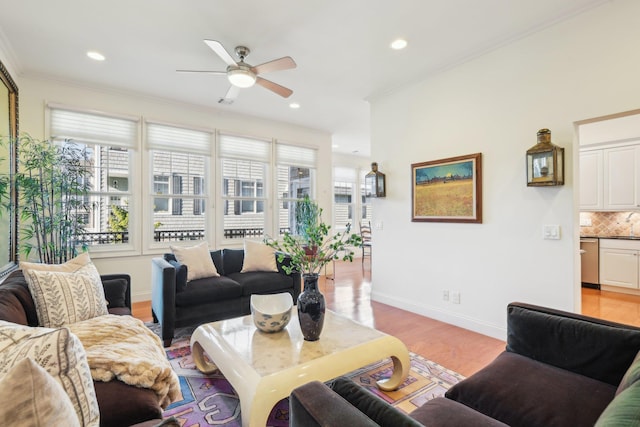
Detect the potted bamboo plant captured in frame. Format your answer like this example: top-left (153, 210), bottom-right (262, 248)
top-left (265, 195), bottom-right (362, 340)
top-left (15, 134), bottom-right (93, 263)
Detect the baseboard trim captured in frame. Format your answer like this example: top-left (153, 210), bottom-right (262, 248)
top-left (371, 291), bottom-right (507, 341)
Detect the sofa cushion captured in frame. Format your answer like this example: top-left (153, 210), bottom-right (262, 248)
top-left (175, 276), bottom-right (243, 307)
top-left (93, 378), bottom-right (163, 427)
top-left (171, 242), bottom-right (220, 281)
top-left (228, 271), bottom-right (294, 296)
top-left (0, 271), bottom-right (38, 326)
top-left (0, 287), bottom-right (28, 325)
top-left (223, 248), bottom-right (244, 274)
top-left (596, 380), bottom-right (640, 427)
top-left (0, 358), bottom-right (81, 427)
top-left (330, 376), bottom-right (424, 426)
top-left (0, 321), bottom-right (100, 427)
top-left (241, 240), bottom-right (278, 272)
top-left (168, 260), bottom-right (188, 292)
top-left (445, 351), bottom-right (616, 427)
top-left (102, 278), bottom-right (128, 308)
top-left (24, 269), bottom-right (109, 327)
top-left (507, 303), bottom-right (640, 386)
top-left (412, 397), bottom-right (509, 427)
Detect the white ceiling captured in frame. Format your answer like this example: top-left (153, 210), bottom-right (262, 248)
top-left (0, 0), bottom-right (607, 157)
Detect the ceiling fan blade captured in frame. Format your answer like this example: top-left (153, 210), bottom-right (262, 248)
top-left (256, 77), bottom-right (293, 98)
top-left (251, 56), bottom-right (297, 75)
top-left (204, 40), bottom-right (237, 66)
top-left (176, 69), bottom-right (227, 75)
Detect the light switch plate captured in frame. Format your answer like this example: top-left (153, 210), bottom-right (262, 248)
top-left (543, 224), bottom-right (561, 240)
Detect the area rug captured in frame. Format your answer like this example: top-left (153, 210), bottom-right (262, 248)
top-left (154, 329), bottom-right (465, 426)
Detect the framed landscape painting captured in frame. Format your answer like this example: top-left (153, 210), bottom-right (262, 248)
top-left (411, 153), bottom-right (482, 223)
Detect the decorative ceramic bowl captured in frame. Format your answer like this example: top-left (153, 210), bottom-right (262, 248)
top-left (250, 293), bottom-right (293, 333)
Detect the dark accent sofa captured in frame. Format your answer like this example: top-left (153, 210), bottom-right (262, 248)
top-left (0, 270), bottom-right (164, 427)
top-left (151, 248), bottom-right (301, 346)
top-left (289, 302), bottom-right (640, 426)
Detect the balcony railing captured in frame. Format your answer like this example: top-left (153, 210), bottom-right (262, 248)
top-left (76, 227), bottom-right (292, 245)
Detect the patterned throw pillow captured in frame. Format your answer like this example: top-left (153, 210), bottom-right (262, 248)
top-left (0, 358), bottom-right (81, 427)
top-left (241, 239), bottom-right (278, 272)
top-left (20, 252), bottom-right (93, 273)
top-left (24, 268), bottom-right (109, 327)
top-left (0, 321), bottom-right (100, 427)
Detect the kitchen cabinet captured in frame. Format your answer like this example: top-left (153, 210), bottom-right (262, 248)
top-left (580, 144), bottom-right (640, 211)
top-left (579, 150), bottom-right (603, 210)
top-left (600, 239), bottom-right (640, 289)
top-left (604, 145), bottom-right (640, 210)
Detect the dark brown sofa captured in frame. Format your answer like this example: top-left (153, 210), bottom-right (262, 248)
top-left (0, 270), bottom-right (164, 427)
top-left (151, 248), bottom-right (301, 346)
top-left (290, 302), bottom-right (640, 426)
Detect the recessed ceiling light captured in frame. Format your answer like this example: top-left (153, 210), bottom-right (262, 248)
top-left (87, 51), bottom-right (106, 61)
top-left (332, 144), bottom-right (339, 148)
top-left (390, 39), bottom-right (408, 50)
top-left (289, 102), bottom-right (300, 109)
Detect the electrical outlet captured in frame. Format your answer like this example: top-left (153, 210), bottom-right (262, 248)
top-left (443, 290), bottom-right (449, 301)
top-left (452, 291), bottom-right (461, 304)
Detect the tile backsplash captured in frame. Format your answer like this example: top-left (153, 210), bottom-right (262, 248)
top-left (580, 211), bottom-right (640, 236)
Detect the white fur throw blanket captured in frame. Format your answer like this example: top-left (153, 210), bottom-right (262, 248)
top-left (68, 314), bottom-right (180, 409)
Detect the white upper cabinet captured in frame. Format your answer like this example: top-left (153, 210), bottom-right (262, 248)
top-left (579, 150), bottom-right (603, 210)
top-left (580, 144), bottom-right (640, 211)
top-left (604, 145), bottom-right (640, 210)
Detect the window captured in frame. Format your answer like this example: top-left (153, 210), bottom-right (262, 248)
top-left (334, 167), bottom-right (356, 231)
top-left (193, 177), bottom-right (205, 215)
top-left (276, 143), bottom-right (317, 236)
top-left (147, 122), bottom-right (211, 243)
top-left (219, 134), bottom-right (270, 240)
top-left (361, 169), bottom-right (373, 223)
top-left (49, 107), bottom-right (138, 248)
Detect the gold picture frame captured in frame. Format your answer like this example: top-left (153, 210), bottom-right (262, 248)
top-left (411, 153), bottom-right (482, 223)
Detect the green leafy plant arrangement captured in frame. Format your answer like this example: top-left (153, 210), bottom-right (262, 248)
top-left (265, 196), bottom-right (362, 275)
top-left (15, 134), bottom-right (93, 263)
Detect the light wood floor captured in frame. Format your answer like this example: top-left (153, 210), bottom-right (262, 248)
top-left (133, 262), bottom-right (640, 377)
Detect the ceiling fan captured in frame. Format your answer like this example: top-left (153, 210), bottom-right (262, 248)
top-left (178, 40), bottom-right (297, 104)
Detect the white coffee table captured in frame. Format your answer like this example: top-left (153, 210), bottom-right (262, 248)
top-left (190, 310), bottom-right (410, 427)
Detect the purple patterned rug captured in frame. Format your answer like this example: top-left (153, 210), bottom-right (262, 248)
top-left (159, 335), bottom-right (465, 426)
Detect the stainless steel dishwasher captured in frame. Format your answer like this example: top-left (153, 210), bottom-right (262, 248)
top-left (580, 238), bottom-right (599, 286)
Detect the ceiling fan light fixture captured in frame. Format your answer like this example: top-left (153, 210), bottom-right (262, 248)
top-left (228, 68), bottom-right (256, 88)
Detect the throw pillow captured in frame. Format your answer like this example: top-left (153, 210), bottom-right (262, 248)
top-left (241, 239), bottom-right (278, 272)
top-left (596, 380), bottom-right (640, 426)
top-left (0, 321), bottom-right (100, 427)
top-left (171, 241), bottom-right (220, 281)
top-left (0, 358), bottom-right (81, 427)
top-left (102, 278), bottom-right (128, 308)
top-left (20, 251), bottom-right (92, 272)
top-left (24, 269), bottom-right (109, 327)
top-left (617, 350), bottom-right (640, 396)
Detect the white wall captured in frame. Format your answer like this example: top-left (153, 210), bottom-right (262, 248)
top-left (16, 76), bottom-right (333, 301)
top-left (369, 0), bottom-right (640, 340)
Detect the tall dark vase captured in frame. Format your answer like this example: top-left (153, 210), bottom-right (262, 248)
top-left (297, 273), bottom-right (325, 341)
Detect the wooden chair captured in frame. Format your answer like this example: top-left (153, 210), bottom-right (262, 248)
top-left (360, 221), bottom-right (372, 269)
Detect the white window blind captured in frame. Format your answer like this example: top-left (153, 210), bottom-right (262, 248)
top-left (276, 143), bottom-right (317, 168)
top-left (147, 122), bottom-right (212, 155)
top-left (334, 166), bottom-right (357, 182)
top-left (50, 108), bottom-right (138, 148)
top-left (219, 134), bottom-right (270, 162)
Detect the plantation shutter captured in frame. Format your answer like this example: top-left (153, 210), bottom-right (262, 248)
top-left (218, 134), bottom-right (271, 162)
top-left (276, 143), bottom-right (317, 168)
top-left (49, 106), bottom-right (138, 148)
top-left (147, 122), bottom-right (212, 155)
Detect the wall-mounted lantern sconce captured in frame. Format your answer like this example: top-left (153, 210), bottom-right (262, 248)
top-left (365, 162), bottom-right (386, 197)
top-left (526, 128), bottom-right (564, 187)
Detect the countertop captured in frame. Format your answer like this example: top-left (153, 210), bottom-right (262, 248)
top-left (581, 235), bottom-right (640, 240)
